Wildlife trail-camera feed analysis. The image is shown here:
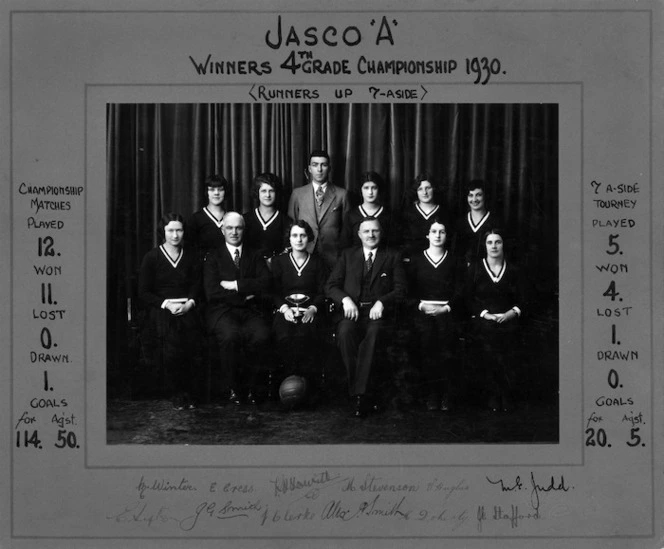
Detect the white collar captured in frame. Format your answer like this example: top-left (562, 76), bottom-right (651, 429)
top-left (362, 247), bottom-right (377, 261)
top-left (313, 182), bottom-right (328, 193)
top-left (225, 243), bottom-right (243, 256)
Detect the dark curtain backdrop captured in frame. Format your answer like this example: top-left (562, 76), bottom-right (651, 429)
top-left (107, 103), bottom-right (558, 373)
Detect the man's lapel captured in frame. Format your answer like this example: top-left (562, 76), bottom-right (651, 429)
top-left (351, 247), bottom-right (365, 289)
top-left (317, 184), bottom-right (336, 221)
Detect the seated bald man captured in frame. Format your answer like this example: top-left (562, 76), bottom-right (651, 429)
top-left (325, 217), bottom-right (407, 417)
top-left (204, 211), bottom-right (271, 405)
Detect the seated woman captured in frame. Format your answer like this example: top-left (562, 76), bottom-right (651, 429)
top-left (271, 220), bottom-right (328, 382)
top-left (400, 172), bottom-right (449, 261)
top-left (467, 228), bottom-right (527, 413)
top-left (187, 174), bottom-right (228, 263)
top-left (452, 180), bottom-right (503, 268)
top-left (138, 213), bottom-right (203, 409)
top-left (341, 171), bottom-right (393, 248)
top-left (243, 172), bottom-right (291, 268)
top-left (407, 218), bottom-right (462, 412)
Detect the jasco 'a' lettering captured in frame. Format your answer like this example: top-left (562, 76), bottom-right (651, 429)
top-left (265, 15), bottom-right (362, 49)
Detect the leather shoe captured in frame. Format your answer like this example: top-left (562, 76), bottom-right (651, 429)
top-left (353, 395), bottom-right (367, 418)
top-left (228, 389), bottom-right (241, 406)
top-left (425, 394), bottom-right (439, 412)
top-left (440, 394), bottom-right (451, 412)
top-left (247, 391), bottom-right (258, 406)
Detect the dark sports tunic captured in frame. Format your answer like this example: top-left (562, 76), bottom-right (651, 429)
top-left (243, 209), bottom-right (291, 259)
top-left (467, 258), bottom-right (528, 391)
top-left (407, 250), bottom-right (463, 392)
top-left (452, 210), bottom-right (503, 266)
top-left (187, 208), bottom-right (225, 262)
top-left (400, 203), bottom-right (450, 260)
top-left (341, 205), bottom-right (394, 249)
top-left (138, 245), bottom-right (203, 397)
top-left (270, 252), bottom-right (328, 374)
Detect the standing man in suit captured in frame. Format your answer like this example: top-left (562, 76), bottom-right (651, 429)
top-left (326, 217), bottom-right (407, 417)
top-left (204, 212), bottom-right (271, 405)
top-left (288, 150), bottom-right (350, 269)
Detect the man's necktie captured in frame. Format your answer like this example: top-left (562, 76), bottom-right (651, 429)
top-left (364, 251), bottom-right (373, 276)
top-left (233, 248), bottom-right (240, 268)
top-left (315, 185), bottom-right (324, 209)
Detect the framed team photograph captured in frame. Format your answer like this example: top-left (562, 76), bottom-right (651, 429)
top-left (106, 102), bottom-right (559, 445)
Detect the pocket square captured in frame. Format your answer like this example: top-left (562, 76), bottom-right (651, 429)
top-left (380, 273), bottom-right (387, 277)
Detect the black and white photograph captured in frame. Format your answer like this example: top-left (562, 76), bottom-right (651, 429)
top-left (106, 102), bottom-right (559, 445)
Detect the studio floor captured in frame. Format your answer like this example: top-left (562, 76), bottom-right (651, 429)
top-left (107, 393), bottom-right (559, 446)
top-left (108, 310), bottom-right (559, 445)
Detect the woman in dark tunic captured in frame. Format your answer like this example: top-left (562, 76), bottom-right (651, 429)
top-left (468, 228), bottom-right (527, 413)
top-left (400, 172), bottom-right (449, 261)
top-left (187, 174), bottom-right (228, 263)
top-left (341, 171), bottom-right (393, 249)
top-left (452, 180), bottom-right (503, 268)
top-left (138, 213), bottom-right (203, 409)
top-left (243, 172), bottom-right (291, 268)
top-left (271, 220), bottom-right (328, 378)
top-left (407, 218), bottom-right (462, 411)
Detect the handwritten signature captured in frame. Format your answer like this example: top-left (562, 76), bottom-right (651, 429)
top-left (270, 470), bottom-right (342, 500)
top-left (106, 501), bottom-right (181, 528)
top-left (485, 471), bottom-right (573, 511)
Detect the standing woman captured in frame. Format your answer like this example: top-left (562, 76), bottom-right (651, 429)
top-left (187, 174), bottom-right (228, 263)
top-left (243, 172), bottom-right (291, 267)
top-left (341, 171), bottom-right (393, 249)
top-left (468, 228), bottom-right (527, 413)
top-left (407, 218), bottom-right (462, 411)
top-left (400, 172), bottom-right (449, 261)
top-left (271, 220), bottom-right (328, 379)
top-left (138, 213), bottom-right (203, 409)
top-left (452, 180), bottom-right (503, 268)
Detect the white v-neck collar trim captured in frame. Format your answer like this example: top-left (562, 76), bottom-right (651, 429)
top-left (255, 208), bottom-right (279, 230)
top-left (483, 258), bottom-right (506, 283)
top-left (289, 252), bottom-right (310, 277)
top-left (359, 205), bottom-right (383, 218)
top-left (424, 249), bottom-right (447, 268)
top-left (416, 203), bottom-right (439, 220)
top-left (467, 210), bottom-right (490, 233)
top-left (160, 245), bottom-right (183, 268)
top-left (203, 207), bottom-right (224, 227)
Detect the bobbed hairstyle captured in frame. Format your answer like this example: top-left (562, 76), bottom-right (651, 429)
top-left (359, 171), bottom-right (384, 193)
top-left (288, 219), bottom-right (315, 241)
top-left (465, 179), bottom-right (490, 206)
top-left (465, 179), bottom-right (487, 195)
top-left (157, 212), bottom-right (185, 242)
top-left (409, 171), bottom-right (439, 203)
top-left (251, 172), bottom-right (283, 201)
top-left (202, 174), bottom-right (229, 202)
top-left (426, 216), bottom-right (448, 233)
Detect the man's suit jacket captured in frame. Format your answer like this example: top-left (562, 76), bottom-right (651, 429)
top-left (203, 245), bottom-right (270, 327)
top-left (325, 246), bottom-right (407, 320)
top-left (287, 183), bottom-right (350, 268)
